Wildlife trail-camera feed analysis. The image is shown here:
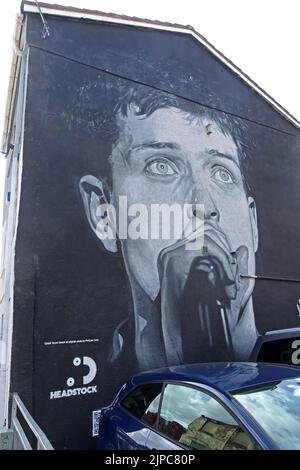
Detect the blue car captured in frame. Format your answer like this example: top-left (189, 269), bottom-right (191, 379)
top-left (96, 362), bottom-right (300, 450)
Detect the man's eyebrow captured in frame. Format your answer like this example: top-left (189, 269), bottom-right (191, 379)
top-left (131, 141), bottom-right (181, 152)
top-left (207, 148), bottom-right (240, 166)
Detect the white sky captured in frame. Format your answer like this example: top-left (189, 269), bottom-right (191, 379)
top-left (0, 0), bottom-right (299, 237)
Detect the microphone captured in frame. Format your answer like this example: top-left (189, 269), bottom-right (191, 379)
top-left (180, 256), bottom-right (234, 362)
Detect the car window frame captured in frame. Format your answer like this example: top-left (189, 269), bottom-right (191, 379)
top-left (118, 379), bottom-right (263, 450)
top-left (154, 381), bottom-right (262, 451)
top-left (119, 381), bottom-right (165, 429)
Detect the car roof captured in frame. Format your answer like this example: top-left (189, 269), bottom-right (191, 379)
top-left (130, 362), bottom-right (300, 394)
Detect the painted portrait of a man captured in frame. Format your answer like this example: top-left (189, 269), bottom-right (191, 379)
top-left (78, 80), bottom-right (259, 372)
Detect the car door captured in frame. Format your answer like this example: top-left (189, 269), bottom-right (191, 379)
top-left (146, 382), bottom-right (259, 450)
top-left (251, 327), bottom-right (300, 366)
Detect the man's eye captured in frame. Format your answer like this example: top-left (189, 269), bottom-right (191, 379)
top-left (212, 167), bottom-right (234, 184)
top-left (145, 160), bottom-right (177, 176)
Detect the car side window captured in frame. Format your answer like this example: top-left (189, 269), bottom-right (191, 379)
top-left (158, 384), bottom-right (256, 450)
top-left (121, 383), bottom-right (163, 426)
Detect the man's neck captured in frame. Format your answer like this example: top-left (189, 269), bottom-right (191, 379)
top-left (229, 297), bottom-right (258, 360)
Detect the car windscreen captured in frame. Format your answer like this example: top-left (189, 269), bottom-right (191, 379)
top-left (233, 378), bottom-right (300, 449)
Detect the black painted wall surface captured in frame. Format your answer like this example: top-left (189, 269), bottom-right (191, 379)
top-left (10, 13), bottom-right (300, 449)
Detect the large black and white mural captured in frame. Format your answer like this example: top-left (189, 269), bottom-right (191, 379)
top-left (78, 82), bottom-right (258, 368)
top-left (10, 11), bottom-right (300, 449)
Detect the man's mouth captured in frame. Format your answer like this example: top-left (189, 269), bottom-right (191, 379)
top-left (157, 220), bottom-right (239, 303)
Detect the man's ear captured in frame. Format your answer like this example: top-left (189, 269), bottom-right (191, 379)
top-left (248, 197), bottom-right (259, 252)
top-left (79, 175), bottom-right (118, 253)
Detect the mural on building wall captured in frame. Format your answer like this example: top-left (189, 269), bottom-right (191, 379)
top-left (77, 81), bottom-right (259, 370)
top-left (10, 13), bottom-right (300, 449)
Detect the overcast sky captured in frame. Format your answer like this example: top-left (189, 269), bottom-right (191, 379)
top-left (0, 0), bottom-right (299, 238)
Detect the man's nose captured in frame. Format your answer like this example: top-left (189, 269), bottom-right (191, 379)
top-left (191, 186), bottom-right (220, 222)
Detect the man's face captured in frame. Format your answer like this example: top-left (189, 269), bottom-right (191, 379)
top-left (111, 106), bottom-right (258, 301)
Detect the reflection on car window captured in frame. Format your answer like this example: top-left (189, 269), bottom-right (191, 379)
top-left (234, 378), bottom-right (300, 449)
top-left (158, 384), bottom-right (256, 450)
top-left (121, 383), bottom-right (162, 427)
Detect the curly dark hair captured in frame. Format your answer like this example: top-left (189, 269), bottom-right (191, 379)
top-left (67, 72), bottom-right (250, 193)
